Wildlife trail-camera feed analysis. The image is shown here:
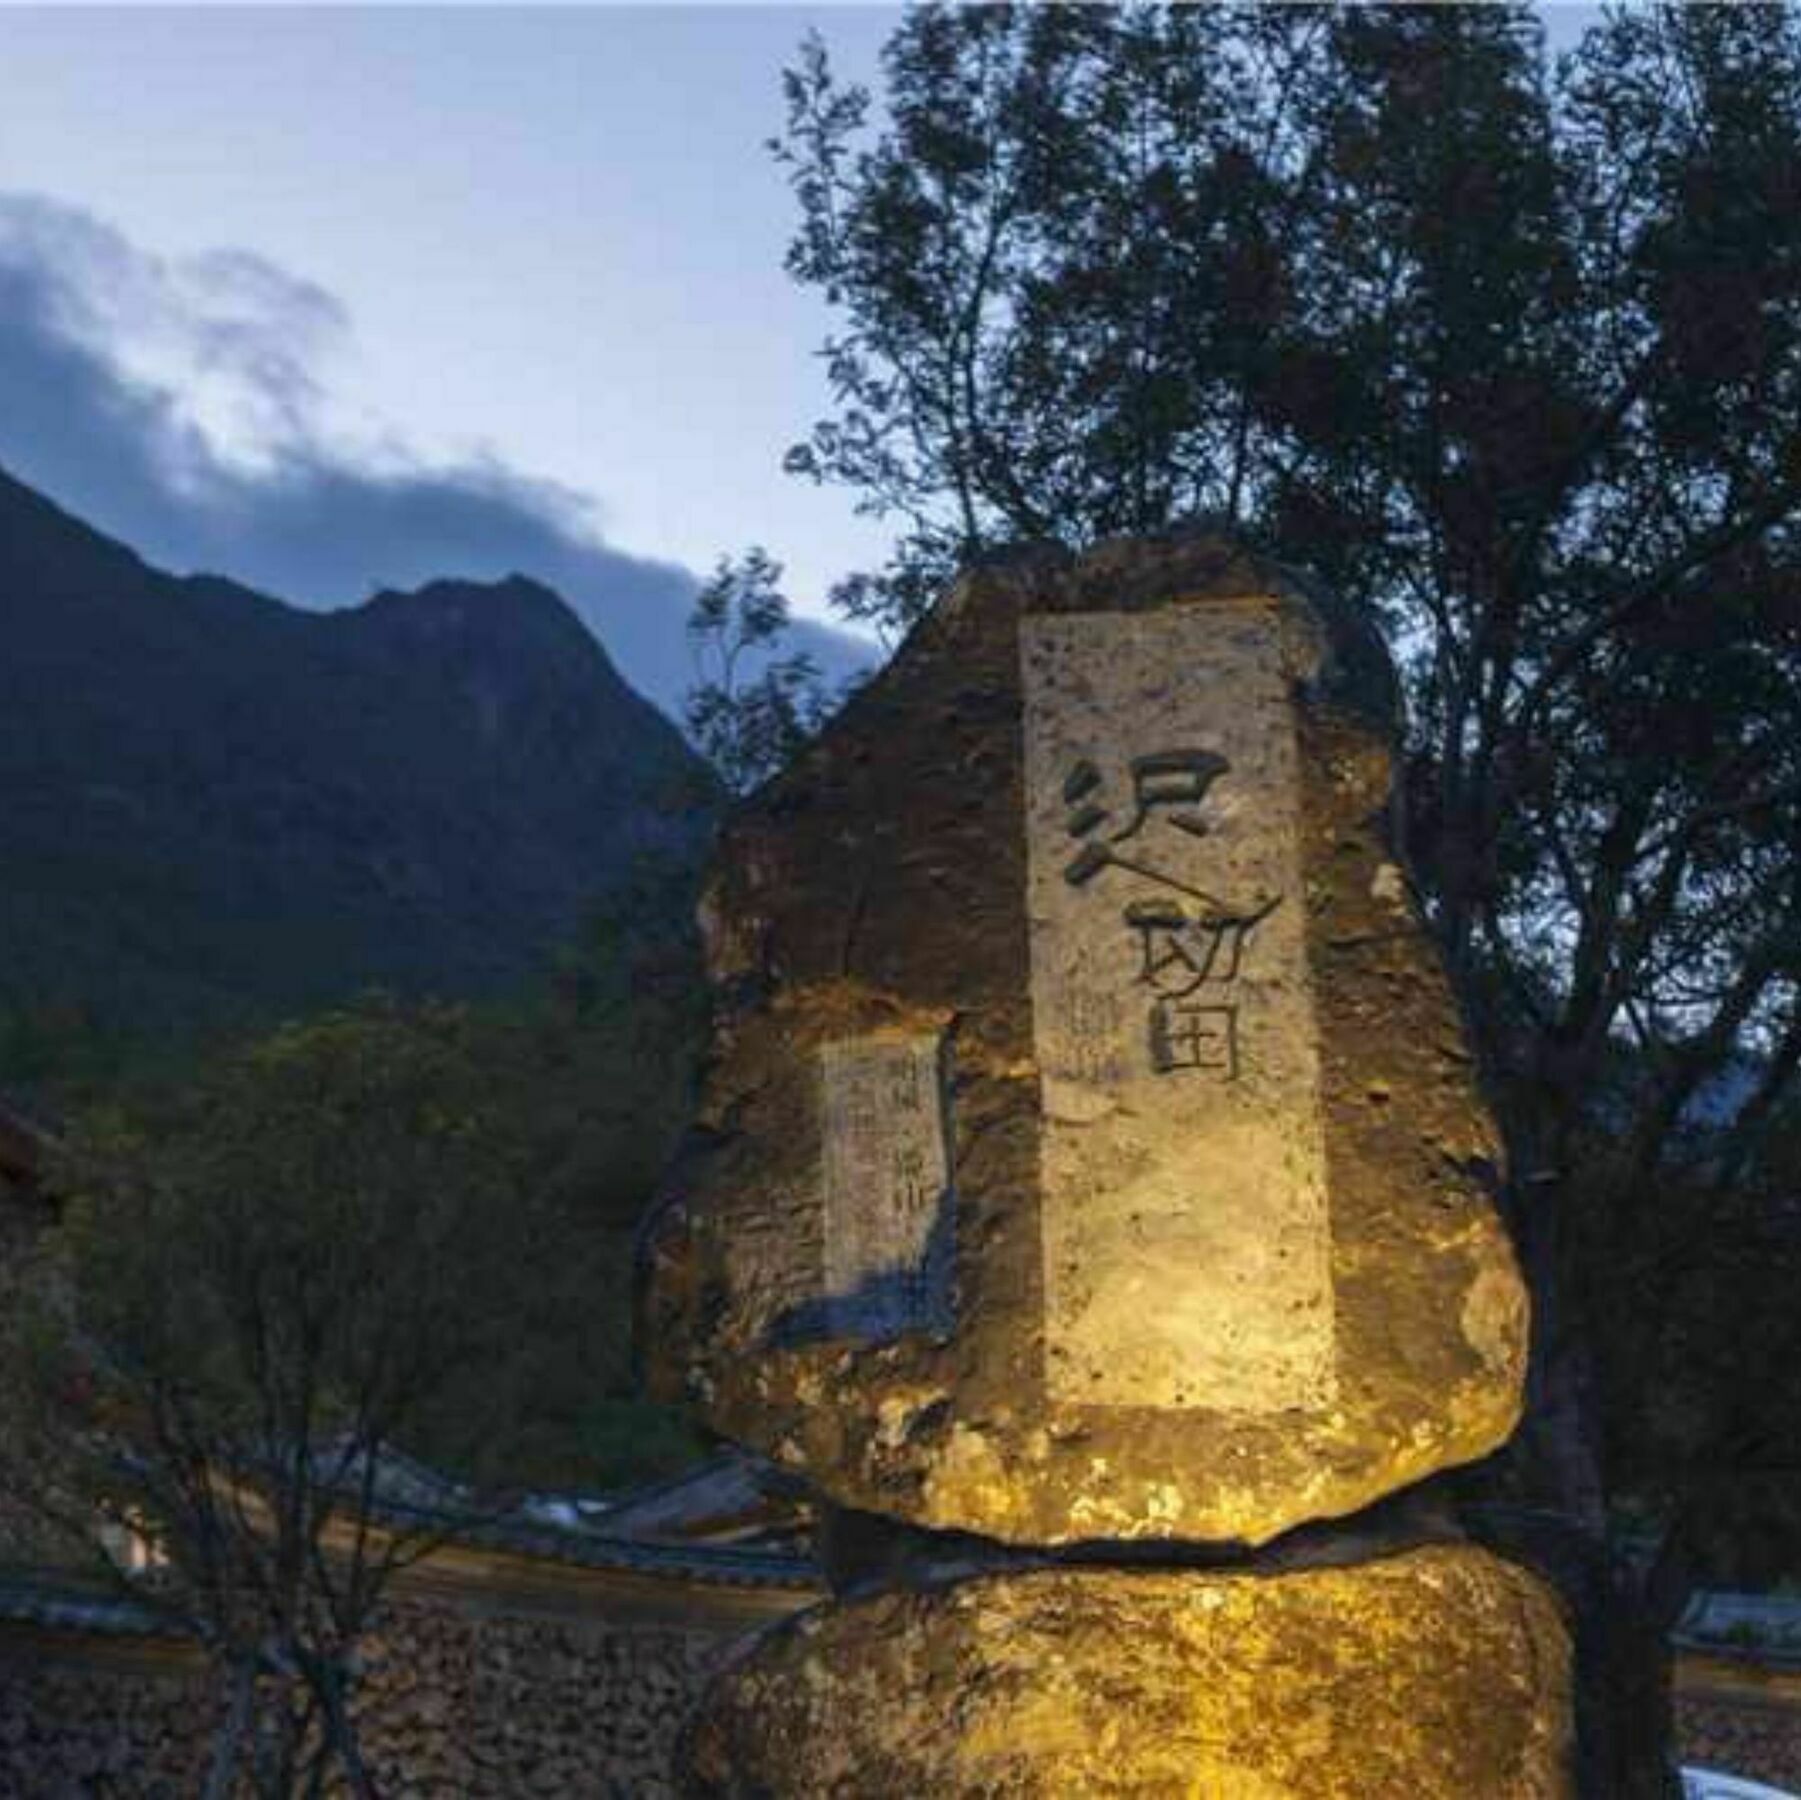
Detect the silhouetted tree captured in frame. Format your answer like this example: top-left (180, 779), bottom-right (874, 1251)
top-left (684, 547), bottom-right (832, 795)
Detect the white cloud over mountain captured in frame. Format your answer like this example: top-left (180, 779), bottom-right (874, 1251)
top-left (0, 192), bottom-right (863, 713)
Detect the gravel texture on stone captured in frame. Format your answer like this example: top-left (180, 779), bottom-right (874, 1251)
top-left (687, 1546), bottom-right (1575, 1799)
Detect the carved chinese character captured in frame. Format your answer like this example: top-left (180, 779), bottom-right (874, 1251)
top-left (1113, 749), bottom-right (1230, 842)
top-left (1148, 999), bottom-right (1239, 1078)
top-left (1062, 759), bottom-right (1109, 838)
top-left (1061, 750), bottom-right (1231, 848)
top-left (1125, 895), bottom-right (1281, 996)
top-left (1061, 750), bottom-right (1239, 896)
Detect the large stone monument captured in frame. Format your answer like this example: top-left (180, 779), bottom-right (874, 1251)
top-left (642, 537), bottom-right (1573, 1795)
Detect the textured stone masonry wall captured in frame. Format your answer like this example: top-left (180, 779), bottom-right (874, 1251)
top-left (1671, 1679), bottom-right (1801, 1794)
top-left (0, 1595), bottom-right (725, 1798)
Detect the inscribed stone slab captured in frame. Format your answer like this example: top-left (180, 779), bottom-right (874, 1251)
top-left (1020, 607), bottom-right (1334, 1412)
top-left (818, 1034), bottom-right (951, 1339)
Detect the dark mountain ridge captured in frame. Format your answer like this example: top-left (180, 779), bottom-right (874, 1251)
top-left (0, 464), bottom-right (717, 1062)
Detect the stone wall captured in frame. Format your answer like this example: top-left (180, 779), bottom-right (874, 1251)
top-left (0, 1592), bottom-right (740, 1797)
top-left (1676, 1658), bottom-right (1801, 1794)
top-left (1, 1629), bottom-right (224, 1798)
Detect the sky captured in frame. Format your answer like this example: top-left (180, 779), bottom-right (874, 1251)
top-left (0, 5), bottom-right (902, 709)
top-left (0, 4), bottom-right (1598, 715)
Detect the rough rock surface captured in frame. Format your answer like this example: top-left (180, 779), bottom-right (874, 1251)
top-left (642, 536), bottom-right (1527, 1546)
top-left (687, 1547), bottom-right (1574, 1799)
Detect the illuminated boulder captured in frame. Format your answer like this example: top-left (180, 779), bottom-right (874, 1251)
top-left (641, 536), bottom-right (1527, 1547)
top-left (686, 1547), bottom-right (1574, 1799)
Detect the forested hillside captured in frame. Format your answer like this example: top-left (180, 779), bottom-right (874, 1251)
top-left (0, 464), bottom-right (717, 1087)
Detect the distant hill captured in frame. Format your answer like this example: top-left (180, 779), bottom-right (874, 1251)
top-left (0, 465), bottom-right (718, 1075)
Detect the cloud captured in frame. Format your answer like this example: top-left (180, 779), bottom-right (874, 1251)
top-left (0, 192), bottom-right (864, 713)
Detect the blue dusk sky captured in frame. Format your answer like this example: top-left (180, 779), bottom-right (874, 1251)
top-left (0, 4), bottom-right (1595, 711)
top-left (0, 4), bottom-right (901, 707)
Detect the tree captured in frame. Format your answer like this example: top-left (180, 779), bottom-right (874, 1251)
top-left (775, 6), bottom-right (1801, 1792)
top-left (776, 0), bottom-right (1801, 1185)
top-left (0, 999), bottom-right (572, 1798)
top-left (685, 547), bottom-right (833, 795)
top-left (468, 856), bottom-right (713, 1491)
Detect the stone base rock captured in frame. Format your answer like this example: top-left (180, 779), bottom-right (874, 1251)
top-left (686, 1546), bottom-right (1573, 1799)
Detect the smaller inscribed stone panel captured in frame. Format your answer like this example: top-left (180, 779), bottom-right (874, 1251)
top-left (818, 1035), bottom-right (952, 1340)
top-left (1021, 606), bottom-right (1335, 1412)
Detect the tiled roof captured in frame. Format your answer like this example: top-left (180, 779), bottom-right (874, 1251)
top-left (0, 1574), bottom-right (176, 1639)
top-left (367, 1491), bottom-right (818, 1590)
top-left (0, 1459), bottom-right (821, 1644)
top-left (1677, 1591), bottom-right (1801, 1669)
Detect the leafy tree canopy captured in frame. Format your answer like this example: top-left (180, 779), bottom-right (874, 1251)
top-left (778, 0), bottom-right (1801, 1202)
top-left (685, 547), bottom-right (834, 795)
top-left (0, 984), bottom-right (705, 1794)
